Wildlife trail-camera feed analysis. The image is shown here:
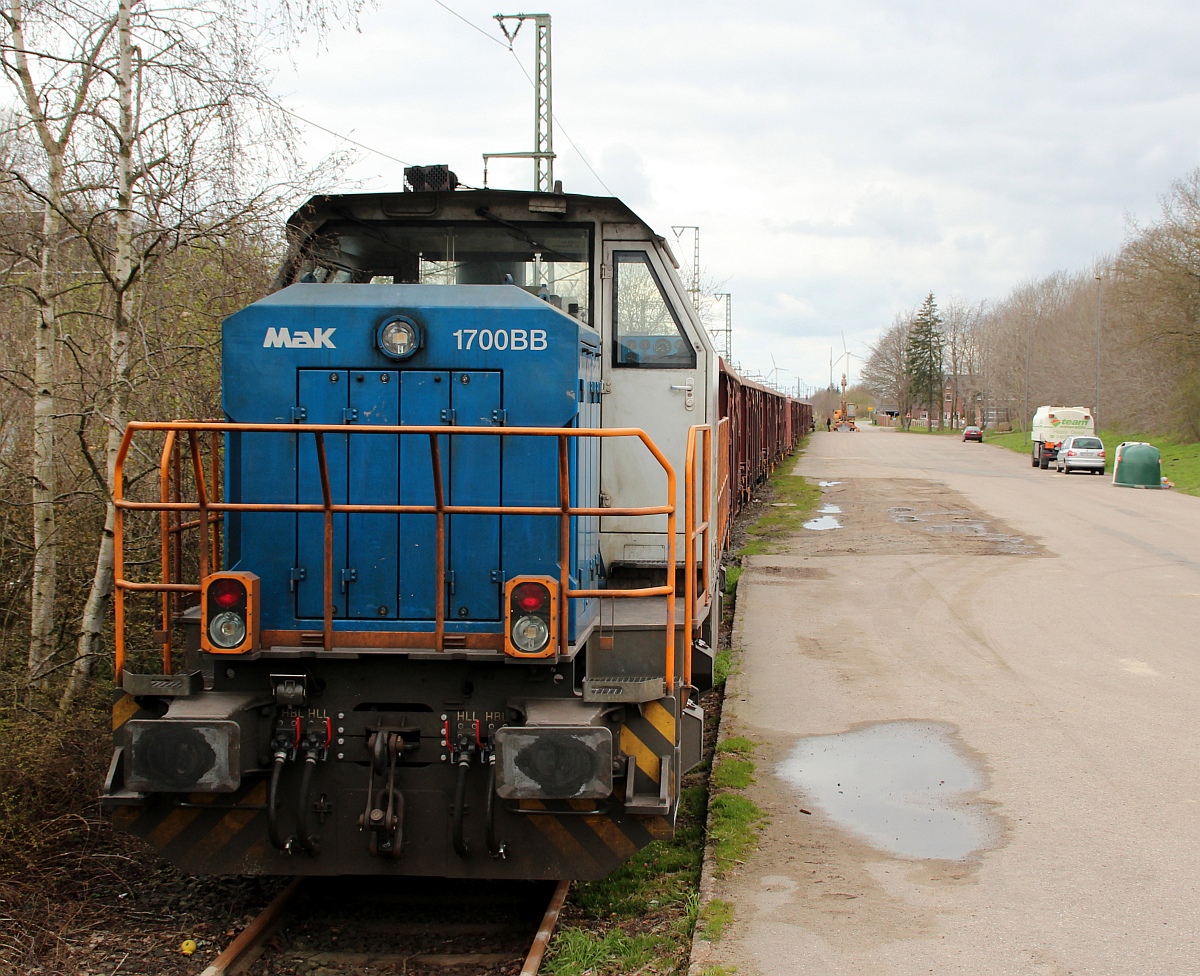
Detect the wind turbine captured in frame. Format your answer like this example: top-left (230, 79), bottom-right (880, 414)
top-left (768, 353), bottom-right (789, 390)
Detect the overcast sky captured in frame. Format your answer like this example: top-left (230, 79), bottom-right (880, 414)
top-left (272, 0), bottom-right (1200, 395)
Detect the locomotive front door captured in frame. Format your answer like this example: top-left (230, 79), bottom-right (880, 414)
top-left (398, 370), bottom-right (502, 622)
top-left (294, 368), bottom-right (504, 625)
top-left (398, 371), bottom-right (450, 620)
top-left (296, 369), bottom-right (349, 619)
top-left (448, 372), bottom-right (502, 620)
top-left (347, 371), bottom-right (399, 619)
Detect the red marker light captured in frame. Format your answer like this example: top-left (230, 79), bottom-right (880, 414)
top-left (210, 577), bottom-right (244, 609)
top-left (513, 582), bottom-right (548, 613)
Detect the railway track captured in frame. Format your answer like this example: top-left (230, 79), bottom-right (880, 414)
top-left (199, 877), bottom-right (570, 976)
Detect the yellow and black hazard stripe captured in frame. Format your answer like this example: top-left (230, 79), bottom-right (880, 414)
top-left (111, 778), bottom-right (270, 873)
top-left (512, 700), bottom-right (681, 879)
top-left (619, 697), bottom-right (677, 799)
top-left (112, 688), bottom-right (141, 733)
top-left (517, 799), bottom-right (673, 879)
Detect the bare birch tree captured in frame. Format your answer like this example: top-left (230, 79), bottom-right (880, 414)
top-left (60, 0), bottom-right (360, 707)
top-left (0, 0), bottom-right (120, 687)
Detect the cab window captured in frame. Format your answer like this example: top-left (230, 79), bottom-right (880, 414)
top-left (296, 221), bottom-right (592, 324)
top-left (612, 251), bottom-right (696, 368)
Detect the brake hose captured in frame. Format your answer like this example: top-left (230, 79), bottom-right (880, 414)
top-left (485, 753), bottom-right (505, 859)
top-left (452, 754), bottom-right (471, 858)
top-left (267, 751), bottom-right (292, 852)
top-left (296, 754), bottom-right (319, 854)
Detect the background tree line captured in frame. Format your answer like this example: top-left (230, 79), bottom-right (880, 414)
top-left (863, 168), bottom-right (1200, 437)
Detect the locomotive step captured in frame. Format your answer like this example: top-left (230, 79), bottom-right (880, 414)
top-left (582, 676), bottom-right (667, 702)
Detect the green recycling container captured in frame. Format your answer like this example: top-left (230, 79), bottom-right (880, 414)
top-left (1112, 442), bottom-right (1162, 489)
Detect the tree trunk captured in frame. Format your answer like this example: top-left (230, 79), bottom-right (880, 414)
top-left (60, 0), bottom-right (134, 711)
top-left (29, 196), bottom-right (59, 688)
top-left (60, 328), bottom-right (127, 711)
top-left (8, 0), bottom-right (66, 689)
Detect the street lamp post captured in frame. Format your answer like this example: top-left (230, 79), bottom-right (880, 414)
top-left (1095, 272), bottom-right (1102, 430)
top-left (1024, 320), bottom-right (1031, 446)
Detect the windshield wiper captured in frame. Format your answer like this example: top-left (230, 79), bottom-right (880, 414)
top-left (474, 207), bottom-right (577, 263)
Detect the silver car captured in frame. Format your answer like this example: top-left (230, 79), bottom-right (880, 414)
top-left (1056, 435), bottom-right (1106, 474)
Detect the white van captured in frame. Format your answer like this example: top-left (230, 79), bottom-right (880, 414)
top-left (1030, 406), bottom-right (1094, 469)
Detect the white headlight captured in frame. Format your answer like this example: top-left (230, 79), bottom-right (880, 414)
top-left (209, 610), bottom-right (246, 649)
top-left (512, 614), bottom-right (550, 653)
top-left (378, 318), bottom-right (419, 359)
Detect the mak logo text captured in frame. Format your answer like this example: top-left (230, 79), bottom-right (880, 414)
top-left (263, 328), bottom-right (337, 349)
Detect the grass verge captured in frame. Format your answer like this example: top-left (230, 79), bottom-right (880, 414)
top-left (737, 454), bottom-right (822, 559)
top-left (544, 784), bottom-right (707, 975)
top-left (983, 428), bottom-right (1200, 496)
top-left (697, 898), bottom-right (735, 941)
top-left (547, 928), bottom-right (674, 976)
top-left (707, 737), bottom-right (765, 877)
top-left (713, 647), bottom-right (736, 687)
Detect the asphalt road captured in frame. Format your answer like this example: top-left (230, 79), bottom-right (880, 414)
top-left (703, 425), bottom-right (1200, 976)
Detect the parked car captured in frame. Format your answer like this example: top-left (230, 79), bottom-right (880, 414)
top-left (1055, 435), bottom-right (1106, 474)
top-left (962, 426), bottom-right (983, 442)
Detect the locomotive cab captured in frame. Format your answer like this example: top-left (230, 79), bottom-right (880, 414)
top-left (103, 186), bottom-right (721, 880)
top-left (266, 190), bottom-right (724, 665)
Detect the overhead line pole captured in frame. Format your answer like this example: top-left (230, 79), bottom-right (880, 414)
top-left (671, 225), bottom-right (701, 313)
top-left (531, 14), bottom-right (553, 191)
top-left (712, 292), bottom-right (732, 362)
top-left (487, 13), bottom-right (555, 191)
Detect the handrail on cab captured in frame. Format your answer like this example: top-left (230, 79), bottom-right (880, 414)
top-left (684, 424), bottom-right (716, 685)
top-left (112, 421), bottom-right (677, 688)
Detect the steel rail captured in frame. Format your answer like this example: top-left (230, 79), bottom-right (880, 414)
top-left (520, 879), bottom-right (571, 976)
top-left (196, 876), bottom-right (566, 975)
top-left (198, 876), bottom-right (305, 976)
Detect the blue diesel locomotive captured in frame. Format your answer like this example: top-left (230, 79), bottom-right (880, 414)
top-left (102, 178), bottom-right (769, 879)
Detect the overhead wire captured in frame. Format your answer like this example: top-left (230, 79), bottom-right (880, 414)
top-left (430, 0), bottom-right (510, 48)
top-left (267, 99), bottom-right (415, 168)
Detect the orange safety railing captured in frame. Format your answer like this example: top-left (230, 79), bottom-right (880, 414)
top-left (114, 422), bottom-right (679, 687)
top-left (683, 424), bottom-right (717, 685)
top-left (715, 418), bottom-right (731, 554)
top-left (155, 429), bottom-right (225, 672)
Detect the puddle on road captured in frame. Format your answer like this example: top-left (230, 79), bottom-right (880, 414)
top-left (803, 515), bottom-right (842, 531)
top-left (885, 507), bottom-right (1036, 554)
top-left (925, 521), bottom-right (987, 535)
top-left (819, 504), bottom-right (841, 514)
top-left (777, 721), bottom-right (996, 860)
top-left (818, 481), bottom-right (842, 487)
